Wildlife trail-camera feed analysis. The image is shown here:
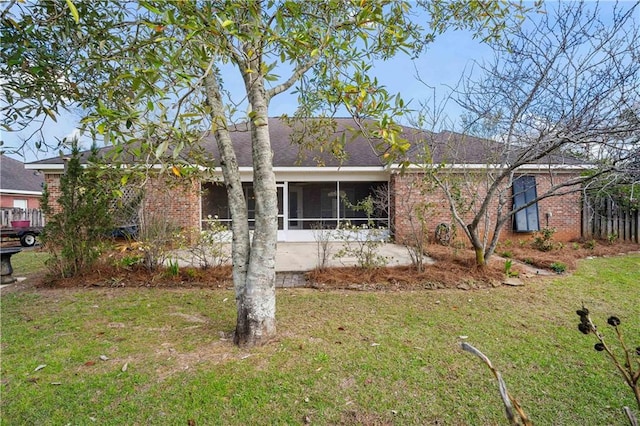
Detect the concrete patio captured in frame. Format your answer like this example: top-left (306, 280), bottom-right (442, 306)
top-left (174, 242), bottom-right (430, 272)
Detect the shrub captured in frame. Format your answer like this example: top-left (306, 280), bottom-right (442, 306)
top-left (333, 195), bottom-right (389, 269)
top-left (550, 262), bottom-right (566, 274)
top-left (178, 216), bottom-right (231, 269)
top-left (311, 222), bottom-right (333, 270)
top-left (138, 212), bottom-right (179, 271)
top-left (531, 227), bottom-right (557, 252)
top-left (333, 222), bottom-right (389, 269)
top-left (41, 143), bottom-right (114, 278)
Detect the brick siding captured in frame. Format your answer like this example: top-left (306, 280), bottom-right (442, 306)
top-left (142, 175), bottom-right (201, 238)
top-left (44, 173), bottom-right (201, 238)
top-left (391, 171), bottom-right (583, 246)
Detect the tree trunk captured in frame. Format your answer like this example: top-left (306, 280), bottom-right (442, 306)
top-left (474, 245), bottom-right (486, 268)
top-left (203, 64), bottom-right (277, 347)
top-left (467, 224), bottom-right (487, 268)
top-left (233, 50), bottom-right (278, 347)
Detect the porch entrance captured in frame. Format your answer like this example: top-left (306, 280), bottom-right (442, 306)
top-left (288, 184), bottom-right (304, 230)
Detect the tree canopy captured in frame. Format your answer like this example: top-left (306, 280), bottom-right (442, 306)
top-left (1, 0), bottom-right (533, 345)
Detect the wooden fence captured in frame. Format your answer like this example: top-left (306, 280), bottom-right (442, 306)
top-left (582, 197), bottom-right (639, 243)
top-left (0, 208), bottom-right (46, 228)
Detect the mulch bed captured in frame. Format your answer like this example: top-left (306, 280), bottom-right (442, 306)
top-left (37, 240), bottom-right (639, 291)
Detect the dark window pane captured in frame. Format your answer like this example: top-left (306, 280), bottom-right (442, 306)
top-left (513, 176), bottom-right (539, 232)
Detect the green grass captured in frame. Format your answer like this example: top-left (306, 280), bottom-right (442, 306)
top-left (1, 254), bottom-right (639, 425)
top-left (6, 249), bottom-right (49, 276)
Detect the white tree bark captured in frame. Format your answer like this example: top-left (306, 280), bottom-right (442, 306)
top-left (234, 46), bottom-right (278, 346)
top-left (202, 41), bottom-right (278, 346)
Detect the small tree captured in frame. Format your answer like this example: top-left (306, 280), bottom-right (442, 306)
top-left (393, 174), bottom-right (438, 272)
top-left (416, 1), bottom-right (639, 267)
top-left (41, 143), bottom-right (114, 278)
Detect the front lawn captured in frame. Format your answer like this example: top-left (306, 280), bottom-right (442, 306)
top-left (1, 254), bottom-right (639, 425)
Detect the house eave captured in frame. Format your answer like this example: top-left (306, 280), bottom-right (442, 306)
top-left (25, 163), bottom-right (65, 171)
top-left (0, 189), bottom-right (42, 196)
top-left (27, 163), bottom-right (391, 182)
top-left (392, 163), bottom-right (595, 172)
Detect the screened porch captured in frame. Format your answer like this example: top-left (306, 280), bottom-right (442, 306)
top-left (201, 181), bottom-right (389, 242)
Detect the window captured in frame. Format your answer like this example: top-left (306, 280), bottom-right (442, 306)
top-left (513, 176), bottom-right (539, 232)
top-left (13, 199), bottom-right (27, 210)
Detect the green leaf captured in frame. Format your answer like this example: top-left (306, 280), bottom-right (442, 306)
top-left (44, 108), bottom-right (57, 122)
top-left (65, 0), bottom-right (80, 24)
top-left (155, 140), bottom-right (168, 159)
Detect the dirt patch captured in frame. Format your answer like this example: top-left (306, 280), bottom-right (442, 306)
top-left (20, 239), bottom-right (640, 292)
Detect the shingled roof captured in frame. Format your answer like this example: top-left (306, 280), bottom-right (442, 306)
top-left (27, 117), bottom-right (585, 168)
top-left (1, 154), bottom-right (44, 193)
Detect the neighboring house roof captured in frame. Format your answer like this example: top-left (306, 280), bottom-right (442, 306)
top-left (26, 117), bottom-right (587, 170)
top-left (0, 154), bottom-right (44, 194)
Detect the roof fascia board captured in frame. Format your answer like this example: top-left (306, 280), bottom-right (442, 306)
top-left (229, 167), bottom-right (388, 182)
top-left (24, 163), bottom-right (65, 171)
top-left (0, 189), bottom-right (42, 195)
top-left (28, 163), bottom-right (390, 182)
top-left (392, 163), bottom-right (595, 172)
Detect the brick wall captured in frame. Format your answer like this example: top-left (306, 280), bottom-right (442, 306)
top-left (44, 172), bottom-right (202, 237)
top-left (44, 174), bottom-right (63, 213)
top-left (391, 170), bottom-right (583, 246)
top-left (142, 175), bottom-right (201, 237)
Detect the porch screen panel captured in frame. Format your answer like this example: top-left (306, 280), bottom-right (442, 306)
top-left (513, 176), bottom-right (540, 232)
top-left (201, 182), bottom-right (283, 230)
top-left (201, 182), bottom-right (230, 221)
top-left (339, 182), bottom-right (388, 227)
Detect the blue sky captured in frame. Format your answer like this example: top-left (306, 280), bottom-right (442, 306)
top-left (1, 17), bottom-right (494, 163)
top-left (3, 2), bottom-right (635, 163)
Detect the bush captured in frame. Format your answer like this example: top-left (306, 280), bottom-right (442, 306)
top-left (550, 262), bottom-right (566, 274)
top-left (532, 227), bottom-right (557, 252)
top-left (178, 216), bottom-right (231, 269)
top-left (333, 195), bottom-right (389, 269)
top-left (333, 222), bottom-right (389, 269)
top-left (138, 212), bottom-right (179, 271)
top-left (41, 144), bottom-right (114, 278)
